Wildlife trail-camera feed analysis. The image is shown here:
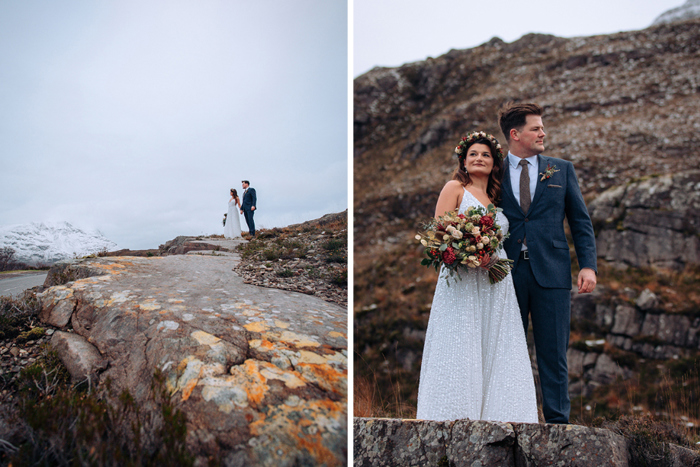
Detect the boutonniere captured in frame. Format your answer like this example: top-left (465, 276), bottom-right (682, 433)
top-left (539, 164), bottom-right (560, 181)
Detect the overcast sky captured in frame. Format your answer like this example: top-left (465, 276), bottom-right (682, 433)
top-left (354, 0), bottom-right (685, 76)
top-left (0, 1), bottom-right (347, 250)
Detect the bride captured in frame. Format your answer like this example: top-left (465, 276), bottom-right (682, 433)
top-left (224, 188), bottom-right (242, 238)
top-left (416, 131), bottom-right (538, 423)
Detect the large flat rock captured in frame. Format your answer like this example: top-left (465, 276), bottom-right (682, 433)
top-left (38, 255), bottom-right (347, 466)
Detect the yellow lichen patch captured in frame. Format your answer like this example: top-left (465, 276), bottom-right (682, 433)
top-left (182, 378), bottom-right (198, 401)
top-left (89, 263), bottom-right (127, 272)
top-left (244, 321), bottom-right (269, 333)
top-left (278, 331), bottom-right (321, 348)
top-left (176, 357), bottom-right (204, 402)
top-left (103, 291), bottom-right (131, 307)
top-left (138, 300), bottom-right (161, 311)
top-left (259, 365), bottom-right (306, 389)
top-left (274, 320), bottom-right (290, 329)
top-left (46, 286), bottom-right (73, 303)
top-left (297, 350), bottom-right (328, 365)
top-left (191, 330), bottom-right (221, 346)
top-left (249, 339), bottom-right (277, 351)
top-left (72, 278), bottom-right (100, 289)
top-left (328, 331), bottom-right (345, 339)
top-left (229, 360), bottom-right (271, 406)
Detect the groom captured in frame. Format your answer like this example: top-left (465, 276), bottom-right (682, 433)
top-left (498, 102), bottom-right (597, 424)
top-left (240, 180), bottom-right (257, 237)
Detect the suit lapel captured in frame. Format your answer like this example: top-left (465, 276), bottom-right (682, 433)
top-left (530, 154), bottom-right (548, 209)
top-left (501, 159), bottom-right (518, 207)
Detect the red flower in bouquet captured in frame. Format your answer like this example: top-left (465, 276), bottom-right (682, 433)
top-left (479, 215), bottom-right (494, 229)
top-left (442, 247), bottom-right (457, 265)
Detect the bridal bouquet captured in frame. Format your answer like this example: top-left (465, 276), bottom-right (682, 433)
top-left (416, 204), bottom-right (513, 284)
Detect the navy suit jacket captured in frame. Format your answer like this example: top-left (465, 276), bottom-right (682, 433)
top-left (500, 155), bottom-right (597, 289)
top-left (242, 188), bottom-right (257, 211)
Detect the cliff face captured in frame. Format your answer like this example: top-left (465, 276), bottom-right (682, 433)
top-left (353, 19), bottom-right (700, 422)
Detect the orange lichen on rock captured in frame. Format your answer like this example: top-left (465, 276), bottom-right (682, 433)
top-left (296, 363), bottom-right (347, 394)
top-left (248, 398), bottom-right (346, 466)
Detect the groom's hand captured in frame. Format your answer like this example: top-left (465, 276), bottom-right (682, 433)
top-left (251, 206), bottom-right (255, 211)
top-left (577, 268), bottom-right (597, 294)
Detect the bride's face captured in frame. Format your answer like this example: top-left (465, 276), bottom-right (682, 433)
top-left (465, 143), bottom-right (494, 176)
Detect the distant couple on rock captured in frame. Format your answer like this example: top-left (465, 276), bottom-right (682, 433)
top-left (224, 180), bottom-right (257, 238)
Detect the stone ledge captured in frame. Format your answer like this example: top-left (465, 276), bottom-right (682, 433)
top-left (354, 417), bottom-right (700, 466)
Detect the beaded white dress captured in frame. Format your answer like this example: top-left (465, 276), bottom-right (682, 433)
top-left (224, 199), bottom-right (242, 238)
top-left (416, 189), bottom-right (538, 423)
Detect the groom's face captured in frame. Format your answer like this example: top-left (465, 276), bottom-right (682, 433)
top-left (513, 115), bottom-right (546, 156)
top-left (242, 182), bottom-right (249, 189)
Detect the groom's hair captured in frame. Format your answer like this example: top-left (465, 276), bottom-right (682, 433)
top-left (242, 180), bottom-right (250, 185)
top-left (498, 102), bottom-right (543, 141)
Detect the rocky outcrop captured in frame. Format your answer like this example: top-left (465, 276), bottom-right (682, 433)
top-left (589, 171), bottom-right (700, 270)
top-left (38, 255), bottom-right (347, 466)
top-left (158, 236), bottom-right (230, 255)
top-left (568, 285), bottom-right (700, 398)
top-left (353, 417), bottom-right (700, 466)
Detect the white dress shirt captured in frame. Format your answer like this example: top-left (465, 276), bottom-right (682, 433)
top-left (507, 152), bottom-right (538, 207)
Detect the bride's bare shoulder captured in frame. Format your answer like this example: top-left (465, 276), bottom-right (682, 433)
top-left (440, 180), bottom-right (465, 193)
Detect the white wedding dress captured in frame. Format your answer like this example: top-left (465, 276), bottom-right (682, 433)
top-left (224, 199), bottom-right (242, 238)
top-left (416, 189), bottom-right (538, 423)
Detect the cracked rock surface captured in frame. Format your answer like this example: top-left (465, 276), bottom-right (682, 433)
top-left (38, 254), bottom-right (347, 466)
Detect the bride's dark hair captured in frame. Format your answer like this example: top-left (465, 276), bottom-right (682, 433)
top-left (230, 188), bottom-right (239, 201)
top-left (452, 137), bottom-right (503, 204)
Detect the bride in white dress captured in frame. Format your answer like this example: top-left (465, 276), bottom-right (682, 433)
top-left (224, 188), bottom-right (242, 238)
top-left (416, 132), bottom-right (538, 424)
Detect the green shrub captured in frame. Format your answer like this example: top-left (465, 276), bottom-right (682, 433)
top-left (276, 269), bottom-right (295, 278)
top-left (331, 268), bottom-right (347, 286)
top-left (323, 238), bottom-right (345, 252)
top-left (13, 352), bottom-right (193, 467)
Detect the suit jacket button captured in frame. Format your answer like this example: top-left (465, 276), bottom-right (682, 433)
top-left (524, 218), bottom-right (529, 222)
top-left (517, 239), bottom-right (522, 244)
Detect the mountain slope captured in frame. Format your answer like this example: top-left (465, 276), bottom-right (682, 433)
top-left (354, 19), bottom-right (700, 415)
top-left (0, 222), bottom-right (117, 265)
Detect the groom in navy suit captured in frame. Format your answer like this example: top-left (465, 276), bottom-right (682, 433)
top-left (240, 180), bottom-right (257, 237)
top-left (498, 102), bottom-right (597, 424)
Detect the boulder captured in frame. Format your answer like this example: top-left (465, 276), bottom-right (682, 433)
top-left (38, 286), bottom-right (77, 328)
top-left (354, 418), bottom-right (515, 467)
top-left (611, 305), bottom-right (644, 337)
top-left (515, 423), bottom-right (628, 466)
top-left (635, 288), bottom-right (659, 311)
top-left (50, 330), bottom-right (108, 382)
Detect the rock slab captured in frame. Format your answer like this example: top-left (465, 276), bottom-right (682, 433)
top-left (38, 255), bottom-right (347, 466)
top-left (354, 418), bottom-right (632, 467)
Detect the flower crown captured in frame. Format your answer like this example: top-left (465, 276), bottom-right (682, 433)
top-left (454, 131), bottom-right (504, 160)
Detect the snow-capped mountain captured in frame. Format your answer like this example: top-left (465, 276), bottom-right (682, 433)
top-left (652, 0), bottom-right (700, 25)
top-left (0, 222), bottom-right (117, 265)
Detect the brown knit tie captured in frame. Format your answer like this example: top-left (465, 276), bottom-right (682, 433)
top-left (519, 159), bottom-right (530, 214)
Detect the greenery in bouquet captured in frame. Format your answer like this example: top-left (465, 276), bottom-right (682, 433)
top-left (416, 204), bottom-right (514, 284)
